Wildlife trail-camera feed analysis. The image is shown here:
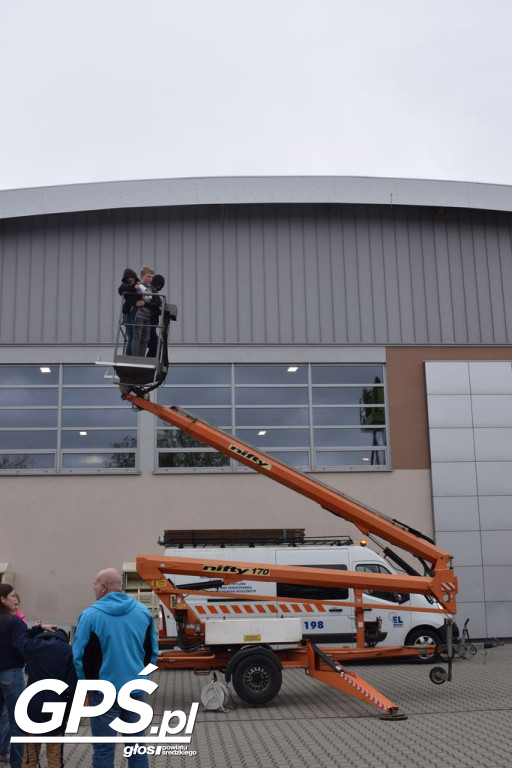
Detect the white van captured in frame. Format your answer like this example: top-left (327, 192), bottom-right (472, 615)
top-left (158, 536), bottom-right (454, 661)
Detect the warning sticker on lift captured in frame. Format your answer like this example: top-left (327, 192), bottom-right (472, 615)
top-left (151, 579), bottom-right (168, 587)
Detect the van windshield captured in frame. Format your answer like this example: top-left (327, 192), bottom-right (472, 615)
top-left (355, 563), bottom-right (409, 604)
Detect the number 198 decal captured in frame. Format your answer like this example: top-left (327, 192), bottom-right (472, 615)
top-left (304, 620), bottom-right (324, 629)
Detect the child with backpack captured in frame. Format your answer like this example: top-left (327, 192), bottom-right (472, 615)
top-left (16, 624), bottom-right (77, 768)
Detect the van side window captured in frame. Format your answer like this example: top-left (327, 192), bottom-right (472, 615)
top-left (277, 564), bottom-right (348, 601)
top-left (355, 563), bottom-right (409, 604)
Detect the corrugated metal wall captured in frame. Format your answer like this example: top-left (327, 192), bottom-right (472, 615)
top-left (1, 203), bottom-right (511, 345)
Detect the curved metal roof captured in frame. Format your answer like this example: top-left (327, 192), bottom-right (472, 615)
top-left (2, 175), bottom-right (512, 219)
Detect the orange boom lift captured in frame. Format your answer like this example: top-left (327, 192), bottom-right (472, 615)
top-left (125, 397), bottom-right (458, 719)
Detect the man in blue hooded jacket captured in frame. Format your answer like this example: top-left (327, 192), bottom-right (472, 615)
top-left (73, 568), bottom-right (158, 768)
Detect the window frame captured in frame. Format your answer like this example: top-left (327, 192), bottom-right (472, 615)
top-left (0, 362), bottom-right (389, 475)
top-left (0, 365), bottom-right (139, 475)
top-left (155, 363), bottom-right (389, 474)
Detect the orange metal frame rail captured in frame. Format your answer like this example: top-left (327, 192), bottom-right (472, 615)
top-left (136, 552), bottom-right (434, 718)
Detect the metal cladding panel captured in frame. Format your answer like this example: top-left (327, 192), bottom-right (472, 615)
top-left (1, 203), bottom-right (511, 345)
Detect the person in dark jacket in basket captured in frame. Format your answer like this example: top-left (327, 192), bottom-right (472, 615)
top-left (16, 624), bottom-right (77, 768)
top-left (117, 268), bottom-right (139, 355)
top-left (146, 274), bottom-right (166, 358)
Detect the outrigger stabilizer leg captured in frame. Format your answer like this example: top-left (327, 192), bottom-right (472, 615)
top-left (308, 644), bottom-right (408, 720)
top-left (429, 617), bottom-right (455, 685)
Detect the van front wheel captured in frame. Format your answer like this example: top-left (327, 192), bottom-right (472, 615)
top-left (405, 627), bottom-right (442, 663)
top-left (231, 652), bottom-right (282, 706)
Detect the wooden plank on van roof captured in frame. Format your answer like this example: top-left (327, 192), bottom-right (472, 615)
top-left (161, 529), bottom-right (305, 547)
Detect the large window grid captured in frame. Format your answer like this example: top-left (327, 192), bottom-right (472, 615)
top-left (156, 364), bottom-right (388, 472)
top-left (0, 365), bottom-right (138, 473)
top-left (0, 363), bottom-right (388, 474)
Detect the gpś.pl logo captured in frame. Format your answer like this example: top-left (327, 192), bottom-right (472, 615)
top-left (12, 664), bottom-right (198, 754)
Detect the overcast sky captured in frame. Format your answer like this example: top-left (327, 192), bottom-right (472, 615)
top-left (1, 0), bottom-right (511, 190)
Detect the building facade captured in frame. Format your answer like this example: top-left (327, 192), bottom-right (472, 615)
top-left (1, 176), bottom-right (511, 636)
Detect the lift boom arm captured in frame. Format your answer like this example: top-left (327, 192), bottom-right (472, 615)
top-left (125, 395), bottom-right (457, 610)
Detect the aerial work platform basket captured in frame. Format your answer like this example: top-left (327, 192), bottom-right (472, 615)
top-left (96, 294), bottom-right (178, 396)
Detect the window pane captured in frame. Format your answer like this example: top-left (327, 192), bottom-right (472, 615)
top-left (62, 409), bottom-right (137, 428)
top-left (355, 566), bottom-right (403, 603)
top-left (314, 428), bottom-right (387, 447)
top-left (0, 389), bottom-right (58, 407)
top-left (0, 409), bottom-right (57, 428)
top-left (61, 430), bottom-right (137, 449)
top-left (355, 564), bottom-right (391, 574)
top-left (62, 453), bottom-right (136, 469)
top-left (0, 366), bottom-right (59, 385)
top-left (158, 387), bottom-right (230, 406)
top-left (63, 366), bottom-right (116, 385)
top-left (235, 428), bottom-right (309, 448)
top-left (359, 407), bottom-right (385, 427)
top-left (364, 590), bottom-right (403, 603)
top-left (315, 450), bottom-right (387, 467)
top-left (0, 431), bottom-right (57, 450)
top-left (62, 388), bottom-right (124, 406)
top-left (264, 450), bottom-right (310, 467)
top-left (313, 407), bottom-right (366, 427)
top-left (236, 407), bottom-right (308, 427)
top-left (157, 408), bottom-right (231, 428)
top-left (277, 565), bottom-right (348, 600)
top-left (235, 387), bottom-right (308, 405)
top-left (312, 386), bottom-right (384, 406)
top-left (165, 366), bottom-right (231, 385)
top-left (235, 365), bottom-right (308, 385)
top-left (157, 430), bottom-right (211, 449)
top-left (312, 365), bottom-right (384, 385)
top-left (0, 453), bottom-right (55, 470)
top-left (158, 452), bottom-right (230, 468)
top-left (277, 582), bottom-right (349, 600)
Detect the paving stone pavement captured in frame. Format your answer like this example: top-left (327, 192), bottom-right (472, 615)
top-left (31, 644), bottom-right (512, 767)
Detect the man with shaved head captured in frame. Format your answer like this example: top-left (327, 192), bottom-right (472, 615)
top-left (92, 568), bottom-right (123, 599)
top-left (73, 568), bottom-right (158, 767)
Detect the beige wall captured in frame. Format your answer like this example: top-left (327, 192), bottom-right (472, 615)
top-left (3, 469), bottom-right (432, 623)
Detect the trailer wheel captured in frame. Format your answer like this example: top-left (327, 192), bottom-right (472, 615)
top-left (231, 652), bottom-right (282, 706)
top-left (429, 666), bottom-right (447, 685)
top-left (405, 627), bottom-right (442, 663)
